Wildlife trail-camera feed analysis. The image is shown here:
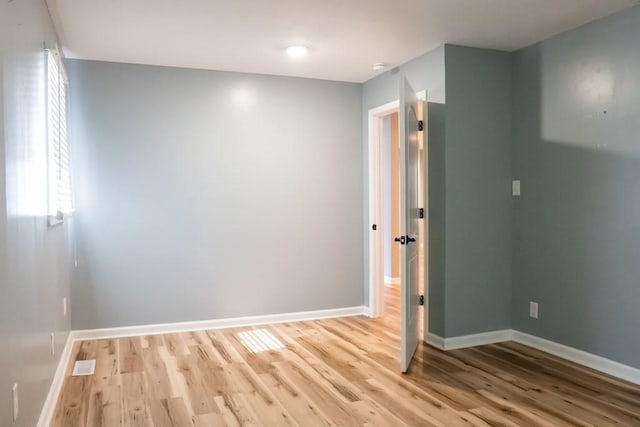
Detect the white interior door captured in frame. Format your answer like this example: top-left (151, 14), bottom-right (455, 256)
top-left (399, 78), bottom-right (424, 373)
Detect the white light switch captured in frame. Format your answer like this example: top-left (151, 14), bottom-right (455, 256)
top-left (529, 301), bottom-right (539, 319)
top-left (512, 180), bottom-right (521, 196)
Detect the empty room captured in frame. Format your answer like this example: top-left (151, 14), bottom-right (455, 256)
top-left (2, 0), bottom-right (640, 426)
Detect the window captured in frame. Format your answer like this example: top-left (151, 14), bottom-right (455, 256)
top-left (46, 49), bottom-right (73, 224)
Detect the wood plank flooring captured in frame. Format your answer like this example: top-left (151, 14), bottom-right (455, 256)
top-left (52, 287), bottom-right (640, 426)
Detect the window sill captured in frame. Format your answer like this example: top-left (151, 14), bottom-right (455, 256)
top-left (48, 216), bottom-right (64, 228)
top-left (48, 210), bottom-right (75, 228)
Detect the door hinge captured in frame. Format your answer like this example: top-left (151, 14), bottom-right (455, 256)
top-left (418, 208), bottom-right (424, 219)
top-left (419, 295), bottom-right (425, 306)
top-left (372, 224), bottom-right (377, 231)
top-left (418, 120), bottom-right (424, 131)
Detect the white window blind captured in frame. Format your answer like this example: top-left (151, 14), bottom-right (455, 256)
top-left (46, 49), bottom-right (73, 220)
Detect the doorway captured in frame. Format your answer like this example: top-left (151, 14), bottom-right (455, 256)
top-left (382, 111), bottom-right (401, 319)
top-left (367, 91), bottom-right (428, 337)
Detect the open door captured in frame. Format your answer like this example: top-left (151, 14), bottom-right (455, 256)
top-left (398, 78), bottom-right (425, 373)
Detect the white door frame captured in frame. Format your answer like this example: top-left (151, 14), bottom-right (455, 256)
top-left (367, 91), bottom-right (428, 332)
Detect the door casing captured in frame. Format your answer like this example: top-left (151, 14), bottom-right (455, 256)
top-left (366, 90), bottom-right (428, 340)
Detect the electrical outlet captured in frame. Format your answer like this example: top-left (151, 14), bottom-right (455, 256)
top-left (12, 383), bottom-right (18, 422)
top-left (512, 180), bottom-right (521, 196)
top-left (529, 301), bottom-right (539, 319)
top-left (63, 297), bottom-right (67, 317)
top-left (50, 332), bottom-right (55, 356)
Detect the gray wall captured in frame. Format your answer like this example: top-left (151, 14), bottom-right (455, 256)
top-left (362, 46), bottom-right (447, 334)
top-left (362, 44), bottom-right (512, 338)
top-left (443, 45), bottom-right (513, 337)
top-left (0, 1), bottom-right (73, 425)
top-left (512, 6), bottom-right (640, 368)
top-left (67, 59), bottom-right (363, 329)
top-left (427, 103), bottom-right (447, 336)
top-left (363, 45), bottom-right (446, 109)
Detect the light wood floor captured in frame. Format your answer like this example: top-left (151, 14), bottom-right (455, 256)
top-left (53, 287), bottom-right (640, 426)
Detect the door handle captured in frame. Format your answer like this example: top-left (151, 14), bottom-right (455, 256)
top-left (395, 235), bottom-right (416, 245)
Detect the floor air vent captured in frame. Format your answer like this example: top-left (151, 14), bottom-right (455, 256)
top-left (72, 359), bottom-right (96, 376)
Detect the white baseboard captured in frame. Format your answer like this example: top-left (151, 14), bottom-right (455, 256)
top-left (72, 305), bottom-right (368, 341)
top-left (425, 332), bottom-right (446, 349)
top-left (37, 332), bottom-right (75, 427)
top-left (425, 329), bottom-right (639, 385)
top-left (511, 330), bottom-right (640, 385)
top-left (426, 330), bottom-right (512, 351)
top-left (384, 276), bottom-right (400, 285)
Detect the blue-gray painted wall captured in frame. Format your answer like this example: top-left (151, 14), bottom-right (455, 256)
top-left (444, 46), bottom-right (513, 336)
top-left (512, 6), bottom-right (640, 368)
top-left (67, 59), bottom-right (363, 329)
top-left (0, 1), bottom-right (73, 425)
top-left (427, 102), bottom-right (447, 336)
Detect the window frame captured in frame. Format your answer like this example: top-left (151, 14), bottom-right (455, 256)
top-left (45, 48), bottom-right (73, 227)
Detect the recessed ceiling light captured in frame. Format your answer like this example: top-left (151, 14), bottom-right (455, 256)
top-left (372, 62), bottom-right (389, 71)
top-left (286, 45), bottom-right (309, 58)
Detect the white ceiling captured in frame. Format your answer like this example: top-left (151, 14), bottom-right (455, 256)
top-left (47, 0), bottom-right (638, 83)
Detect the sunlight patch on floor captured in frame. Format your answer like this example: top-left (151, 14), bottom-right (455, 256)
top-left (236, 328), bottom-right (285, 353)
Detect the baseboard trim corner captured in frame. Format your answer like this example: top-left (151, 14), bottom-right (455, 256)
top-left (425, 332), bottom-right (446, 350)
top-left (384, 276), bottom-right (400, 285)
top-left (37, 331), bottom-right (75, 427)
top-left (72, 305), bottom-right (368, 341)
top-left (425, 330), bottom-right (512, 351)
